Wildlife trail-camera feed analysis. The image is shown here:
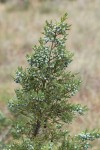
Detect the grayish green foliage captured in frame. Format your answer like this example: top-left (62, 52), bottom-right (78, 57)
top-left (4, 13), bottom-right (100, 150)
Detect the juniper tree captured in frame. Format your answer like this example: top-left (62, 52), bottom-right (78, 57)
top-left (6, 13), bottom-right (100, 150)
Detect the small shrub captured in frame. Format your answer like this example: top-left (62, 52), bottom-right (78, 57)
top-left (5, 13), bottom-right (100, 150)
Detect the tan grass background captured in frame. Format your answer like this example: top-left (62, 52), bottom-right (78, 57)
top-left (0, 0), bottom-right (100, 149)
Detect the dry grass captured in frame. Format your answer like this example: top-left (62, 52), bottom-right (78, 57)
top-left (0, 0), bottom-right (100, 149)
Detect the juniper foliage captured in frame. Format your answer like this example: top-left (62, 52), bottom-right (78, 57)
top-left (6, 13), bottom-right (100, 150)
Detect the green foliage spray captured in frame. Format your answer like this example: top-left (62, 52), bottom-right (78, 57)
top-left (5, 13), bottom-right (100, 150)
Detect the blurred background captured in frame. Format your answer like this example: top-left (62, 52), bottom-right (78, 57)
top-left (0, 0), bottom-right (100, 149)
